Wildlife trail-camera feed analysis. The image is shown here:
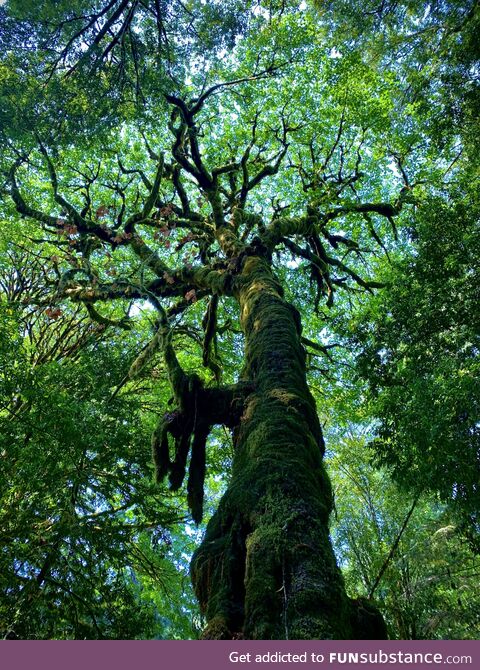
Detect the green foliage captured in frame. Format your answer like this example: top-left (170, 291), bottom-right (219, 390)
top-left (351, 193), bottom-right (480, 544)
top-left (0, 0), bottom-right (478, 639)
top-left (0, 264), bottom-right (198, 638)
top-left (315, 0), bottom-right (480, 151)
top-left (329, 431), bottom-right (480, 639)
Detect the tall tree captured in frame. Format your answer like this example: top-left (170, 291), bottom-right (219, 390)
top-left (0, 0), bottom-right (476, 638)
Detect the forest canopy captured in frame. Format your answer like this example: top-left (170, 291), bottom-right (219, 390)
top-left (0, 0), bottom-right (479, 640)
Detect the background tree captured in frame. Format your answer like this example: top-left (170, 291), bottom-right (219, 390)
top-left (328, 426), bottom-right (480, 640)
top-left (350, 191), bottom-right (480, 548)
top-left (314, 0), bottom-right (479, 548)
top-left (0, 248), bottom-right (201, 639)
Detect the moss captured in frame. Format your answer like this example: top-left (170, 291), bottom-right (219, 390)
top-left (192, 515), bottom-right (247, 638)
top-left (191, 254), bottom-right (385, 639)
top-left (201, 616), bottom-right (233, 640)
top-left (187, 266), bottom-right (231, 295)
top-left (350, 598), bottom-right (388, 639)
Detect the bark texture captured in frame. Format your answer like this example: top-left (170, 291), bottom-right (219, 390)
top-left (191, 255), bottom-right (387, 640)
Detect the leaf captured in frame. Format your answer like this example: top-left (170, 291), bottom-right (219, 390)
top-left (184, 289), bottom-right (197, 303)
top-left (96, 205), bottom-right (109, 219)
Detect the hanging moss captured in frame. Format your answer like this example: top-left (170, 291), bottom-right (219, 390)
top-left (201, 294), bottom-right (222, 380)
top-left (151, 416), bottom-right (171, 482)
top-left (169, 432), bottom-right (191, 491)
top-left (187, 424), bottom-right (208, 524)
top-left (151, 376), bottom-right (250, 523)
top-left (128, 325), bottom-right (164, 379)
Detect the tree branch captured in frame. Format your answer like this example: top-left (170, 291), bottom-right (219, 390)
top-left (368, 495), bottom-right (420, 600)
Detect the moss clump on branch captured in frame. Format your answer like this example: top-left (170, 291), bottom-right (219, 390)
top-left (150, 374), bottom-right (207, 522)
top-left (151, 371), bottom-right (250, 524)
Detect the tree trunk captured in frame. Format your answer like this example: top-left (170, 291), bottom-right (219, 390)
top-left (191, 255), bottom-right (386, 639)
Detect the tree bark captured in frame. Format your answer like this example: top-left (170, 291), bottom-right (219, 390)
top-left (191, 255), bottom-right (387, 639)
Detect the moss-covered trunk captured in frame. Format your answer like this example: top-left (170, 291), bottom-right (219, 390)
top-left (191, 256), bottom-right (386, 639)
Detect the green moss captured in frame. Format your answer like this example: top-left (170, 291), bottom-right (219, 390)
top-left (201, 616), bottom-right (233, 640)
top-left (191, 254), bottom-right (385, 639)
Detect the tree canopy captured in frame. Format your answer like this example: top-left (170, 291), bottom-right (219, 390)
top-left (0, 0), bottom-right (478, 640)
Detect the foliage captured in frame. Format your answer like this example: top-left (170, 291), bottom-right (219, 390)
top-left (0, 253), bottom-right (198, 639)
top-left (350, 190), bottom-right (480, 546)
top-left (329, 429), bottom-right (480, 639)
top-left (316, 0), bottom-right (480, 152)
top-left (0, 0), bottom-right (478, 639)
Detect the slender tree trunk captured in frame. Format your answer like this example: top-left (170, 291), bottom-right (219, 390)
top-left (191, 255), bottom-right (386, 639)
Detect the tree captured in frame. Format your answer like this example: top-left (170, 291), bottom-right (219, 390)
top-left (0, 0), bottom-right (477, 639)
top-left (328, 427), bottom-right (480, 639)
top-left (351, 190), bottom-right (480, 548)
top-left (0, 249), bottom-right (202, 639)
top-left (313, 0), bottom-right (479, 546)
